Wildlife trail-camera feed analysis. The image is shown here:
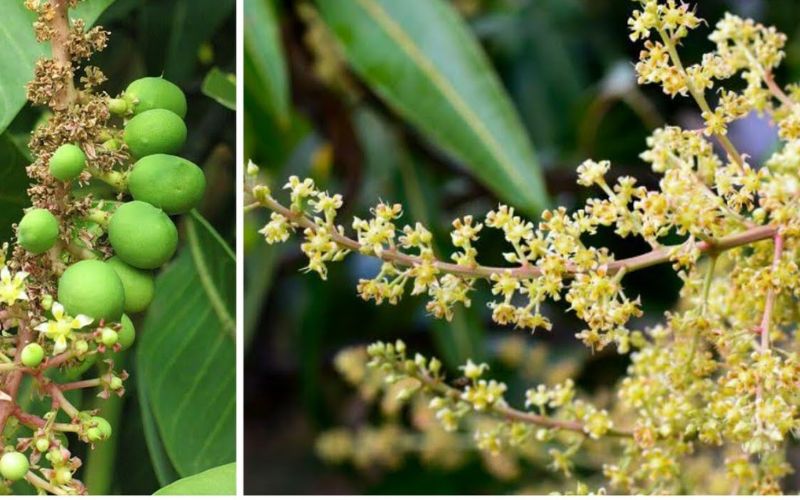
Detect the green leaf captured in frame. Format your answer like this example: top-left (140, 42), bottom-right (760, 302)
top-left (139, 0), bottom-right (234, 85)
top-left (315, 0), bottom-right (549, 215)
top-left (137, 379), bottom-right (179, 487)
top-left (0, 0), bottom-right (114, 134)
top-left (0, 133), bottom-right (32, 242)
top-left (244, 0), bottom-right (290, 126)
top-left (153, 463), bottom-right (236, 495)
top-left (136, 211), bottom-right (235, 478)
top-left (201, 67), bottom-right (236, 110)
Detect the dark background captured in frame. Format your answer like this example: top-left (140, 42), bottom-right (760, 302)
top-left (244, 0), bottom-right (800, 494)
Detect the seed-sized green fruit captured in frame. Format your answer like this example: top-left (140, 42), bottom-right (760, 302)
top-left (106, 256), bottom-right (155, 313)
top-left (49, 144), bottom-right (86, 181)
top-left (125, 77), bottom-right (187, 118)
top-left (53, 467), bottom-right (72, 485)
top-left (123, 109), bottom-right (186, 158)
top-left (86, 416), bottom-right (112, 442)
top-left (0, 452), bottom-right (29, 481)
top-left (17, 208), bottom-right (59, 255)
top-left (58, 260), bottom-right (125, 322)
top-left (100, 327), bottom-right (118, 347)
top-left (20, 343), bottom-right (44, 368)
top-left (34, 438), bottom-right (50, 453)
top-left (128, 154), bottom-right (206, 214)
top-left (118, 314), bottom-right (135, 351)
top-left (108, 201), bottom-right (177, 269)
top-left (109, 376), bottom-right (123, 390)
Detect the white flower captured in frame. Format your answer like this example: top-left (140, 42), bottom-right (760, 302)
top-left (35, 302), bottom-right (93, 355)
top-left (0, 267), bottom-right (29, 305)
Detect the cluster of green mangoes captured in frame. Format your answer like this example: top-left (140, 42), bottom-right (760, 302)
top-left (15, 76), bottom-right (205, 380)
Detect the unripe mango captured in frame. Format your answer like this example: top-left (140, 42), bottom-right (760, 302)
top-left (108, 201), bottom-right (178, 269)
top-left (123, 109), bottom-right (186, 158)
top-left (118, 314), bottom-right (136, 350)
top-left (125, 77), bottom-right (187, 118)
top-left (49, 144), bottom-right (86, 181)
top-left (128, 154), bottom-right (206, 214)
top-left (107, 256), bottom-right (155, 313)
top-left (18, 208), bottom-right (59, 254)
top-left (58, 260), bottom-right (125, 322)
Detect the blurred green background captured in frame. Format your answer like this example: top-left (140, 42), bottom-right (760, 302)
top-left (244, 0), bottom-right (800, 494)
top-left (1, 0), bottom-right (235, 494)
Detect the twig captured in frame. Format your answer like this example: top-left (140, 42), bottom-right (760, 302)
top-left (412, 364), bottom-right (632, 439)
top-left (25, 471), bottom-right (69, 496)
top-left (257, 195), bottom-right (778, 281)
top-left (59, 378), bottom-right (100, 392)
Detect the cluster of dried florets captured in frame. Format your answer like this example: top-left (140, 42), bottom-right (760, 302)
top-left (248, 0), bottom-right (800, 494)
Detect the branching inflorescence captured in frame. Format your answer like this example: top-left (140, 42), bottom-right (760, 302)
top-left (0, 0), bottom-right (205, 494)
top-left (248, 0), bottom-right (800, 494)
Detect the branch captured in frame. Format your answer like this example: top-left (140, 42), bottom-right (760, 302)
top-left (59, 378), bottom-right (100, 392)
top-left (50, 0), bottom-right (76, 107)
top-left (26, 471), bottom-right (69, 496)
top-left (257, 195), bottom-right (778, 281)
top-left (412, 363), bottom-right (632, 439)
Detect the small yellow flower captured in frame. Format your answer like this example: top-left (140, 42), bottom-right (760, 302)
top-left (0, 267), bottom-right (29, 305)
top-left (460, 359), bottom-right (488, 379)
top-left (35, 302), bottom-right (93, 355)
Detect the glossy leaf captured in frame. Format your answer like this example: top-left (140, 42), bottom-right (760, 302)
top-left (137, 211), bottom-right (235, 478)
top-left (244, 0), bottom-right (290, 126)
top-left (154, 463), bottom-right (236, 495)
top-left (315, 0), bottom-right (549, 214)
top-left (0, 0), bottom-right (114, 134)
top-left (202, 67), bottom-right (236, 110)
top-left (139, 0), bottom-right (234, 85)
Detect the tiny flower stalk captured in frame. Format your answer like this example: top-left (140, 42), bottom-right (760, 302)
top-left (249, 0), bottom-right (800, 494)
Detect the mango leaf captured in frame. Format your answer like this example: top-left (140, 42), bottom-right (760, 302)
top-left (0, 133), bottom-right (32, 242)
top-left (201, 67), bottom-right (236, 110)
top-left (137, 379), bottom-right (179, 487)
top-left (244, 0), bottom-right (290, 126)
top-left (136, 211), bottom-right (235, 478)
top-left (0, 0), bottom-right (114, 134)
top-left (139, 0), bottom-right (234, 85)
top-left (154, 463), bottom-right (236, 495)
top-left (315, 0), bottom-right (549, 215)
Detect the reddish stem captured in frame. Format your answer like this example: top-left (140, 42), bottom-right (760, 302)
top-left (59, 378), bottom-right (100, 392)
top-left (13, 408), bottom-right (47, 429)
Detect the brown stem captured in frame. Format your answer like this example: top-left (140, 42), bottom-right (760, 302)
top-left (412, 364), bottom-right (632, 438)
top-left (258, 195), bottom-right (778, 281)
top-left (50, 0), bottom-right (76, 108)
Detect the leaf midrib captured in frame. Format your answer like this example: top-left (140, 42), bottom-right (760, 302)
top-left (353, 0), bottom-right (532, 194)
